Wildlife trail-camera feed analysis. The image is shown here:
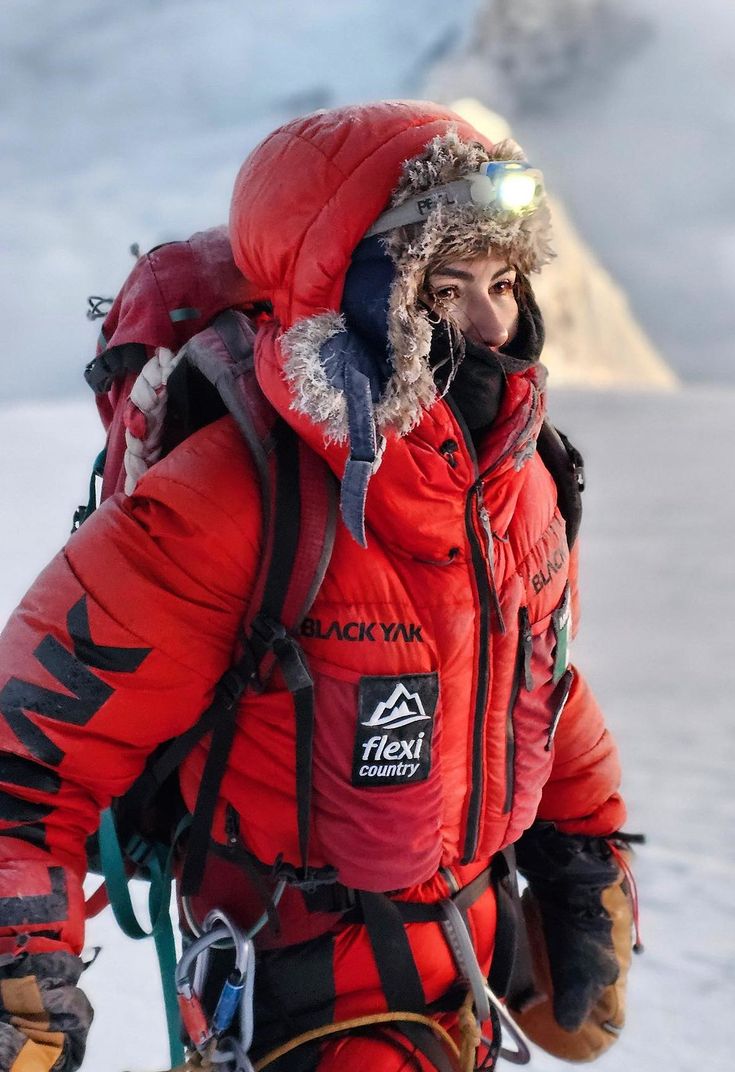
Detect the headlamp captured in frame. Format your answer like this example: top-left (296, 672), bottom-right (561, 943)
top-left (365, 160), bottom-right (544, 239)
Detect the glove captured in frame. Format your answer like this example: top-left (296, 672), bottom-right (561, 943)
top-left (0, 950), bottom-right (92, 1072)
top-left (511, 822), bottom-right (637, 1062)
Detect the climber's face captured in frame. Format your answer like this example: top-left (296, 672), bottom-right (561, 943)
top-left (423, 252), bottom-right (519, 350)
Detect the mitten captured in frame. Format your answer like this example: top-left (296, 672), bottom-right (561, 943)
top-left (511, 822), bottom-right (638, 1062)
top-left (0, 951), bottom-right (92, 1072)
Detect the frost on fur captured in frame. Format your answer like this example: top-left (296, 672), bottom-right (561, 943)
top-left (385, 130), bottom-right (554, 278)
top-left (282, 308), bottom-right (438, 440)
top-left (282, 313), bottom-right (350, 441)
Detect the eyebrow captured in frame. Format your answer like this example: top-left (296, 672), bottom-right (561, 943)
top-left (429, 265), bottom-right (514, 282)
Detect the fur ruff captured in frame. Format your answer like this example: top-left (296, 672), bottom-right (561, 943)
top-left (282, 311), bottom-right (438, 441)
top-left (281, 313), bottom-right (349, 442)
top-left (282, 129), bottom-right (554, 441)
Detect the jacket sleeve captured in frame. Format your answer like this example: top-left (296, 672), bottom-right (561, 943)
top-left (0, 422), bottom-right (261, 958)
top-left (536, 542), bottom-right (627, 837)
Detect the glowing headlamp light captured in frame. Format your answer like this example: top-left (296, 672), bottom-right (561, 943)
top-left (365, 160), bottom-right (544, 239)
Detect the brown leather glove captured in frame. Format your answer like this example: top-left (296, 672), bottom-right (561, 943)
top-left (511, 823), bottom-right (638, 1062)
top-left (0, 951), bottom-right (92, 1072)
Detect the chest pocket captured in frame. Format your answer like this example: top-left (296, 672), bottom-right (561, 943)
top-left (502, 582), bottom-right (575, 827)
top-left (308, 655), bottom-right (444, 892)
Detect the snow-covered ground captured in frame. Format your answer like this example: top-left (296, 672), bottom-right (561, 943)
top-left (1, 385), bottom-right (733, 1071)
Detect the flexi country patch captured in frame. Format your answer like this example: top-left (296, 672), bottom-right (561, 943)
top-left (352, 673), bottom-right (439, 787)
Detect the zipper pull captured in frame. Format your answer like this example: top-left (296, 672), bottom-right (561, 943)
top-left (519, 607), bottom-right (534, 691)
top-left (545, 667), bottom-right (574, 751)
top-left (225, 804), bottom-right (240, 847)
top-left (476, 487), bottom-right (506, 635)
top-left (476, 495), bottom-right (493, 547)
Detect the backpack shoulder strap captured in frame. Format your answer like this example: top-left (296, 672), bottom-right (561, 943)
top-left (536, 420), bottom-right (585, 550)
top-left (169, 310), bottom-right (338, 895)
top-left (182, 309), bottom-right (338, 661)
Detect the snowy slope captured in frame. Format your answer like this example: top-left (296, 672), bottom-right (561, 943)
top-left (1, 387), bottom-right (733, 1071)
top-left (2, 0), bottom-right (734, 404)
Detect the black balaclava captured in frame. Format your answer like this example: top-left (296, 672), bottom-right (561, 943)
top-left (431, 271), bottom-right (545, 440)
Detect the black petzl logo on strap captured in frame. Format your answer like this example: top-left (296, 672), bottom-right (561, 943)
top-left (0, 597), bottom-right (151, 767)
top-left (352, 673), bottom-right (438, 787)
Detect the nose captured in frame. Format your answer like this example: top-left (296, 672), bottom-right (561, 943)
top-left (464, 294), bottom-right (511, 350)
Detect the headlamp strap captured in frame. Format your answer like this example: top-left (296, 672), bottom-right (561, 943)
top-left (364, 179), bottom-right (472, 238)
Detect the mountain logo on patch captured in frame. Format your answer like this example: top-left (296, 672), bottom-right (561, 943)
top-left (361, 682), bottom-right (431, 730)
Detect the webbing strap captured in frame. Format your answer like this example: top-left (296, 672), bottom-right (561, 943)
top-left (537, 421), bottom-right (584, 549)
top-left (97, 808), bottom-right (185, 1066)
top-left (71, 447), bottom-right (107, 531)
top-left (180, 667), bottom-right (249, 898)
top-left (303, 864), bottom-right (492, 923)
top-left (358, 891), bottom-right (426, 1013)
top-left (152, 900), bottom-right (183, 1068)
top-left (172, 311), bottom-right (337, 892)
top-left (248, 422), bottom-right (301, 665)
top-left (272, 635), bottom-right (315, 874)
top-left (84, 341), bottom-right (148, 394)
top-left (488, 848), bottom-right (536, 1011)
top-left (124, 704), bottom-right (221, 809)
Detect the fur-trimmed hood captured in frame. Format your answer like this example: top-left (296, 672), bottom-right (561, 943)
top-left (229, 101), bottom-right (552, 542)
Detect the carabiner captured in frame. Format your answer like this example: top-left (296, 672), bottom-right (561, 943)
top-left (175, 909), bottom-right (254, 1055)
top-left (482, 985), bottom-right (532, 1065)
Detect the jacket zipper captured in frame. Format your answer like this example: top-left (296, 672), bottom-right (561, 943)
top-left (503, 606), bottom-right (533, 813)
top-left (461, 481), bottom-right (495, 862)
top-left (447, 391), bottom-right (538, 862)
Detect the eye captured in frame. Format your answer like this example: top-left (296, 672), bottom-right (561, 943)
top-left (492, 276), bottom-right (516, 295)
top-left (428, 284), bottom-right (460, 305)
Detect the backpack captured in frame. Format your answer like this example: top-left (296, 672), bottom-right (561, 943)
top-left (78, 228), bottom-right (338, 1066)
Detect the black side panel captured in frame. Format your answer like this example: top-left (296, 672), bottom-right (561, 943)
top-left (537, 421), bottom-right (585, 549)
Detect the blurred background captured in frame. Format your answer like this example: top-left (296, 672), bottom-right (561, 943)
top-left (2, 0), bottom-right (734, 400)
top-left (1, 2), bottom-right (734, 1070)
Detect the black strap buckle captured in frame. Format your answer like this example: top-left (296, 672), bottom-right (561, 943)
top-left (301, 882), bottom-right (357, 915)
top-left (216, 668), bottom-right (249, 710)
top-left (271, 857), bottom-right (339, 894)
top-left (250, 614), bottom-right (287, 649)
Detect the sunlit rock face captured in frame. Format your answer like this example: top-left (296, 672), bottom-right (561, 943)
top-left (533, 196), bottom-right (677, 389)
top-left (446, 99), bottom-right (677, 390)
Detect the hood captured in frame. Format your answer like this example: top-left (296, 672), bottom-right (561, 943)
top-left (229, 101), bottom-right (552, 545)
top-left (230, 102), bottom-right (494, 331)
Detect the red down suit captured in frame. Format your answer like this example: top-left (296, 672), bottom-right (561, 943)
top-left (0, 102), bottom-right (625, 1050)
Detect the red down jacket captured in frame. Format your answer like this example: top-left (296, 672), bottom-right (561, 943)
top-left (0, 101), bottom-right (624, 1043)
